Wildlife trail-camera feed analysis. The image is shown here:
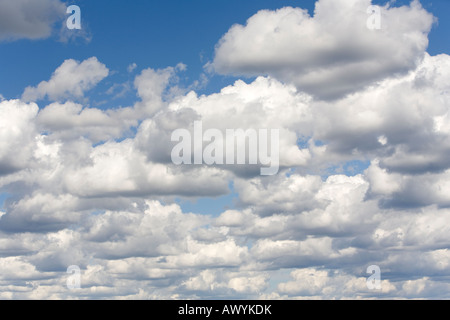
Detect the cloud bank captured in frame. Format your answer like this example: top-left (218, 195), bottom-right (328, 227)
top-left (0, 0), bottom-right (450, 299)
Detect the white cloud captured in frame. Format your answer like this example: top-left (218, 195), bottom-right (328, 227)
top-left (228, 273), bottom-right (268, 294)
top-left (61, 140), bottom-right (230, 198)
top-left (305, 53), bottom-right (450, 176)
top-left (127, 63), bottom-right (137, 73)
top-left (0, 195), bottom-right (448, 299)
top-left (2, 1), bottom-right (450, 300)
top-left (277, 268), bottom-right (396, 298)
top-left (0, 193), bottom-right (82, 233)
top-left (150, 76), bottom-right (313, 175)
top-left (37, 101), bottom-right (133, 143)
top-left (212, 0), bottom-right (434, 100)
top-left (366, 161), bottom-right (450, 208)
top-left (234, 174), bottom-right (324, 216)
top-left (133, 63), bottom-right (186, 117)
top-left (22, 57), bottom-right (109, 102)
top-left (277, 268), bottom-right (331, 296)
top-left (0, 257), bottom-right (43, 280)
top-left (182, 270), bottom-right (268, 295)
top-left (0, 100), bottom-right (38, 175)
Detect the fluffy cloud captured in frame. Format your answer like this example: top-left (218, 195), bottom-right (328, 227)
top-left (135, 76), bottom-right (312, 177)
top-left (0, 100), bottom-right (38, 175)
top-left (61, 140), bottom-right (230, 198)
top-left (366, 161), bottom-right (450, 208)
top-left (0, 193), bottom-right (82, 233)
top-left (1, 0), bottom-right (450, 300)
top-left (37, 101), bottom-right (135, 143)
top-left (0, 193), bottom-right (448, 299)
top-left (22, 57), bottom-right (109, 102)
top-left (212, 0), bottom-right (434, 100)
top-left (0, 0), bottom-right (66, 41)
top-left (297, 53), bottom-right (450, 179)
top-left (276, 268), bottom-right (396, 299)
top-left (134, 63), bottom-right (186, 117)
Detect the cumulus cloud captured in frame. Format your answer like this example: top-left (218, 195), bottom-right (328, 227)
top-left (0, 100), bottom-right (38, 175)
top-left (301, 53), bottom-right (450, 177)
top-left (22, 57), bottom-right (109, 102)
top-left (61, 140), bottom-right (230, 199)
top-left (0, 0), bottom-right (66, 41)
top-left (1, 0), bottom-right (450, 300)
top-left (276, 268), bottom-right (396, 298)
top-left (135, 76), bottom-right (312, 177)
top-left (133, 63), bottom-right (186, 117)
top-left (212, 0), bottom-right (435, 100)
top-left (37, 101), bottom-right (134, 143)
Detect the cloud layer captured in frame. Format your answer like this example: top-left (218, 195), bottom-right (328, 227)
top-left (0, 0), bottom-right (450, 299)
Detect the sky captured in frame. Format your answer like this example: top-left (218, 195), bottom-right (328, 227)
top-left (0, 0), bottom-right (450, 299)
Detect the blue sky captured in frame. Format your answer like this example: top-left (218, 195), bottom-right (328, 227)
top-left (1, 0), bottom-right (450, 300)
top-left (1, 0), bottom-right (449, 101)
top-left (1, 0), bottom-right (313, 100)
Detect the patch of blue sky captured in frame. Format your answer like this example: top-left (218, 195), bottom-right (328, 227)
top-left (0, 193), bottom-right (10, 210)
top-left (176, 181), bottom-right (238, 216)
top-left (324, 160), bottom-right (371, 179)
top-left (176, 193), bottom-right (237, 216)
